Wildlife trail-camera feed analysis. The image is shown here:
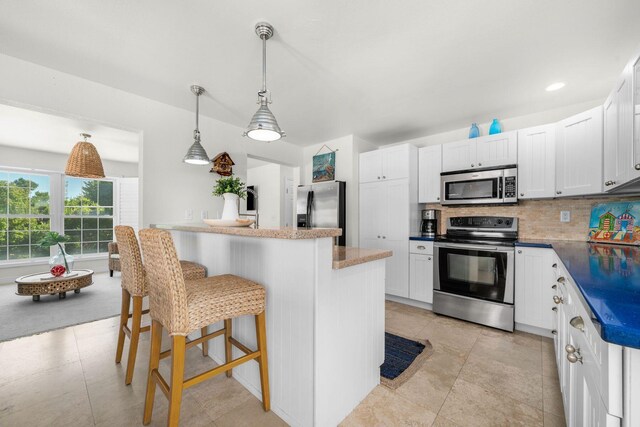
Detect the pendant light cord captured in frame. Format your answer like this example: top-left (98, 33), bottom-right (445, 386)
top-left (260, 36), bottom-right (267, 98)
top-left (195, 91), bottom-right (200, 139)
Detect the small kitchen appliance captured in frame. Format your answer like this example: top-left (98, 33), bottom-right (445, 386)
top-left (420, 209), bottom-right (440, 237)
top-left (434, 216), bottom-right (518, 331)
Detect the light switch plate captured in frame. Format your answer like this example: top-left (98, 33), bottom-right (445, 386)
top-left (560, 211), bottom-right (571, 222)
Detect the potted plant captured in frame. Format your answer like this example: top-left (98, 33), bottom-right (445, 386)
top-left (38, 231), bottom-right (74, 276)
top-left (213, 175), bottom-right (247, 220)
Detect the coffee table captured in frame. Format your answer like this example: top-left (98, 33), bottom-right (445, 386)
top-left (15, 269), bottom-right (94, 301)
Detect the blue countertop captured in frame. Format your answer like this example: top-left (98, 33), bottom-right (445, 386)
top-left (409, 235), bottom-right (436, 241)
top-left (523, 240), bottom-right (640, 349)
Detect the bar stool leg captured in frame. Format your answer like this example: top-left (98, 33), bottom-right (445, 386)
top-left (125, 295), bottom-right (143, 385)
top-left (115, 288), bottom-right (131, 364)
top-left (143, 320), bottom-right (163, 425)
top-left (255, 311), bottom-right (270, 411)
top-left (200, 327), bottom-right (208, 357)
top-left (224, 319), bottom-right (233, 378)
top-left (168, 335), bottom-right (186, 427)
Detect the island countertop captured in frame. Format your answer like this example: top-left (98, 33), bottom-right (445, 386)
top-left (152, 223), bottom-right (342, 240)
top-left (332, 246), bottom-right (392, 269)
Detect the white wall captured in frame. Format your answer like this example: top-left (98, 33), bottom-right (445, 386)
top-left (246, 163), bottom-right (281, 228)
top-left (0, 145), bottom-right (138, 177)
top-left (0, 53), bottom-right (304, 232)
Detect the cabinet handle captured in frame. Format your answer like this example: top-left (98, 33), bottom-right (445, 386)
top-left (605, 180), bottom-right (611, 186)
top-left (552, 284), bottom-right (557, 289)
top-left (377, 176), bottom-right (380, 180)
top-left (520, 193), bottom-right (524, 197)
top-left (436, 197), bottom-right (440, 201)
top-left (382, 176), bottom-right (386, 179)
top-left (553, 295), bottom-right (563, 305)
top-left (556, 190), bottom-right (562, 195)
top-left (478, 163), bottom-right (482, 166)
top-left (565, 344), bottom-right (576, 354)
top-left (565, 345), bottom-right (583, 364)
top-left (471, 164), bottom-right (475, 167)
top-left (551, 329), bottom-right (557, 335)
top-left (552, 307), bottom-right (557, 312)
top-left (552, 263), bottom-right (557, 268)
top-left (557, 276), bottom-right (565, 284)
top-left (417, 245), bottom-right (426, 250)
top-left (382, 236), bottom-right (386, 239)
top-left (635, 164), bottom-right (640, 171)
top-left (517, 250), bottom-right (522, 254)
top-left (569, 316), bottom-right (585, 332)
top-left (377, 235), bottom-right (381, 238)
top-left (427, 257), bottom-right (432, 260)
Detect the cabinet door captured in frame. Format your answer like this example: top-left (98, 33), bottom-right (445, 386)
top-left (556, 106), bottom-right (604, 197)
top-left (384, 179), bottom-right (409, 240)
top-left (475, 131), bottom-right (518, 169)
top-left (603, 68), bottom-right (633, 191)
top-left (517, 125), bottom-right (556, 199)
top-left (442, 140), bottom-right (476, 172)
top-left (359, 182), bottom-right (384, 247)
top-left (515, 248), bottom-right (555, 330)
top-left (385, 239), bottom-right (409, 298)
top-left (409, 253), bottom-right (433, 303)
top-left (382, 145), bottom-right (409, 180)
top-left (418, 145), bottom-right (442, 203)
top-left (359, 151), bottom-right (382, 183)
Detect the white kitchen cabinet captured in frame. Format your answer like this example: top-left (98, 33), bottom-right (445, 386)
top-left (475, 131), bottom-right (518, 169)
top-left (514, 247), bottom-right (555, 331)
top-left (359, 144), bottom-right (411, 183)
top-left (632, 57), bottom-right (640, 181)
top-left (441, 131), bottom-right (517, 172)
top-left (603, 65), bottom-right (634, 191)
top-left (442, 139), bottom-right (475, 172)
top-left (555, 106), bottom-right (604, 197)
top-left (517, 125), bottom-right (556, 199)
top-left (409, 242), bottom-right (434, 304)
top-left (418, 145), bottom-right (442, 203)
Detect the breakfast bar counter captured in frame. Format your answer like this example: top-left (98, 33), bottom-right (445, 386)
top-left (151, 224), bottom-right (389, 427)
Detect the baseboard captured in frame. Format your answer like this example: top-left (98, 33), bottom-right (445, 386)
top-left (385, 294), bottom-right (433, 311)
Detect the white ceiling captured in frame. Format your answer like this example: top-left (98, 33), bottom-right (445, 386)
top-left (1, 1), bottom-right (639, 146)
top-left (0, 103), bottom-right (139, 163)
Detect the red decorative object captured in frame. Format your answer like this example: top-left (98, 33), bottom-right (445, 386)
top-left (50, 264), bottom-right (66, 277)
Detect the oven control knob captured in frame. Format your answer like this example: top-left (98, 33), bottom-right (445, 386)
top-left (497, 219), bottom-right (503, 224)
top-left (471, 164), bottom-right (475, 167)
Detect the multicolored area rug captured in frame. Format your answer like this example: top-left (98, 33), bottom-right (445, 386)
top-left (380, 332), bottom-right (433, 389)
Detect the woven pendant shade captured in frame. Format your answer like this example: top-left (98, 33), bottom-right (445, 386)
top-left (65, 134), bottom-right (105, 178)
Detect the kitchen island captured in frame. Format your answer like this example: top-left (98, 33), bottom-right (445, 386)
top-left (152, 224), bottom-right (391, 427)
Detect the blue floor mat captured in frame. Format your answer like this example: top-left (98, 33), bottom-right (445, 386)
top-left (380, 332), bottom-right (426, 380)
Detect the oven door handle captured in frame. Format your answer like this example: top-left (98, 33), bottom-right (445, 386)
top-left (434, 242), bottom-right (511, 252)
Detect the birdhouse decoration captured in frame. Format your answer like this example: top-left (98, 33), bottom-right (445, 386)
top-left (210, 152), bottom-right (235, 176)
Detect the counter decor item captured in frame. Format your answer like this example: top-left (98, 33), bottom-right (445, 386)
top-left (312, 144), bottom-right (337, 182)
top-left (588, 201), bottom-right (640, 245)
top-left (38, 231), bottom-right (74, 274)
top-left (469, 123), bottom-right (480, 138)
top-left (489, 118), bottom-right (502, 135)
top-left (15, 269), bottom-right (93, 301)
top-left (213, 175), bottom-right (247, 221)
top-left (50, 264), bottom-right (66, 277)
top-left (210, 151), bottom-right (234, 176)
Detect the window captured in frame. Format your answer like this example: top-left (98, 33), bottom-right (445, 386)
top-left (0, 171), bottom-right (51, 261)
top-left (64, 178), bottom-right (114, 255)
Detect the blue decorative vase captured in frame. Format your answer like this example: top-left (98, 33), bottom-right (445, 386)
top-left (469, 123), bottom-right (480, 139)
top-left (489, 119), bottom-right (502, 135)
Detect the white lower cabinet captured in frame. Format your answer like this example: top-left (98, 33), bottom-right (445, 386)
top-left (514, 247), bottom-right (555, 331)
top-left (409, 241), bottom-right (433, 303)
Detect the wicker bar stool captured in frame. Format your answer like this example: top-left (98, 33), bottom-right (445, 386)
top-left (139, 228), bottom-right (270, 427)
top-left (113, 226), bottom-right (208, 385)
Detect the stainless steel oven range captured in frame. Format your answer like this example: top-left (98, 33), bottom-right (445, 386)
top-left (433, 216), bottom-right (518, 332)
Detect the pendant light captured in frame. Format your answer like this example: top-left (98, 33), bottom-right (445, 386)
top-left (65, 133), bottom-right (105, 178)
top-left (244, 22), bottom-right (286, 142)
top-left (183, 85), bottom-right (210, 165)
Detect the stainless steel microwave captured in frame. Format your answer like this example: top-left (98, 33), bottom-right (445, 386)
top-left (440, 166), bottom-right (517, 205)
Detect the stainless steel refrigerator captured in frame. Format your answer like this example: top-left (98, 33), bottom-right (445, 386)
top-left (296, 181), bottom-right (346, 246)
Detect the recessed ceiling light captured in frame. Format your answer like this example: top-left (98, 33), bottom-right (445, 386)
top-left (545, 82), bottom-right (565, 92)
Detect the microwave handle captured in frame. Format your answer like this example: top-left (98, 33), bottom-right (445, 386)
top-left (499, 176), bottom-right (503, 199)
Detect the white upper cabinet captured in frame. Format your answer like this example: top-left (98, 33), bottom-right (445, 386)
top-left (442, 139), bottom-right (475, 172)
top-left (517, 124), bottom-right (556, 199)
top-left (359, 151), bottom-right (383, 183)
top-left (555, 106), bottom-right (604, 197)
top-left (418, 145), bottom-right (442, 203)
top-left (359, 144), bottom-right (410, 182)
top-left (442, 131), bottom-right (517, 172)
top-left (475, 131), bottom-right (518, 169)
top-left (604, 65), bottom-right (634, 191)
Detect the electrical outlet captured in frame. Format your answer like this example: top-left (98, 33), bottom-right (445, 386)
top-left (201, 210), bottom-right (208, 220)
top-left (560, 211), bottom-right (571, 222)
top-left (184, 209), bottom-right (193, 220)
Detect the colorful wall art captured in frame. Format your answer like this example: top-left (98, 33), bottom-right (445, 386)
top-left (588, 201), bottom-right (640, 245)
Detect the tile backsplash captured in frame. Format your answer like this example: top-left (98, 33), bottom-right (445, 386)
top-left (425, 196), bottom-right (640, 241)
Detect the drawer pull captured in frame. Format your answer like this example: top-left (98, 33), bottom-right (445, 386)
top-left (566, 346), bottom-right (583, 364)
top-left (552, 263), bottom-right (557, 268)
top-left (552, 307), bottom-right (557, 312)
top-left (553, 295), bottom-right (563, 305)
top-left (417, 245), bottom-right (426, 250)
top-left (551, 284), bottom-right (557, 289)
top-left (557, 276), bottom-right (566, 284)
top-left (427, 257), bottom-right (432, 260)
top-left (569, 316), bottom-right (585, 332)
top-left (551, 329), bottom-right (557, 335)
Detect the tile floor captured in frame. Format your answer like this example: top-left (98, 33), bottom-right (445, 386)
top-left (0, 300), bottom-right (565, 426)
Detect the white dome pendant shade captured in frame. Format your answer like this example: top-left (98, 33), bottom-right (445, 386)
top-left (183, 85), bottom-right (210, 165)
top-left (244, 22), bottom-right (286, 142)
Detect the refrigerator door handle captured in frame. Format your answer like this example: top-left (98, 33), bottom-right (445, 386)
top-left (306, 190), bottom-right (314, 229)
